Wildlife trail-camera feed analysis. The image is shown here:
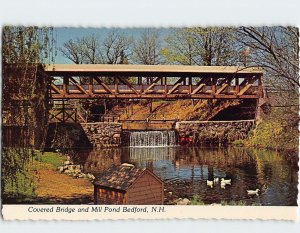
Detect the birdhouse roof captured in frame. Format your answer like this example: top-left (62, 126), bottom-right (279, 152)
top-left (93, 164), bottom-right (163, 191)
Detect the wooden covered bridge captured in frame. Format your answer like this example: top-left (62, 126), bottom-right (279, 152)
top-left (43, 64), bottom-right (264, 123)
top-left (45, 64), bottom-right (264, 100)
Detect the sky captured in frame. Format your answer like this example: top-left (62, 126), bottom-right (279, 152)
top-left (54, 27), bottom-right (171, 63)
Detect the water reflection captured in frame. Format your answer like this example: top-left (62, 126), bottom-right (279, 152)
top-left (70, 146), bottom-right (298, 206)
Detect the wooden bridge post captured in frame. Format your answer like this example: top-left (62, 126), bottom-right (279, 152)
top-left (63, 76), bottom-right (69, 98)
top-left (62, 100), bottom-right (65, 122)
top-left (114, 77), bottom-right (119, 95)
top-left (189, 77), bottom-right (192, 94)
top-left (235, 77), bottom-right (240, 95)
top-left (89, 77), bottom-right (93, 96)
top-left (211, 77), bottom-right (216, 95)
top-left (164, 77), bottom-right (167, 95)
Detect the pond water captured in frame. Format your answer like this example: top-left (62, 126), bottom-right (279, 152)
top-left (70, 146), bottom-right (298, 206)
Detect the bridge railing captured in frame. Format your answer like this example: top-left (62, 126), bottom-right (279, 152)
top-left (49, 83), bottom-right (262, 99)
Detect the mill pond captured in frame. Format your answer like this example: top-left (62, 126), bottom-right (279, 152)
top-left (66, 130), bottom-right (298, 206)
top-left (3, 130), bottom-right (298, 206)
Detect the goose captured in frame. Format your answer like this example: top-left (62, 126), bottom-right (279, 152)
top-left (247, 189), bottom-right (260, 195)
top-left (214, 177), bottom-right (219, 183)
top-left (121, 163), bottom-right (135, 167)
top-left (206, 180), bottom-right (213, 188)
top-left (221, 178), bottom-right (231, 185)
top-left (220, 182), bottom-right (226, 189)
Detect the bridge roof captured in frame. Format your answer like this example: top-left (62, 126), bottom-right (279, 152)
top-left (44, 64), bottom-right (263, 77)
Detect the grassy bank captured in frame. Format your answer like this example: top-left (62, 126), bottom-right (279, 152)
top-left (2, 149), bottom-right (93, 204)
top-left (233, 110), bottom-right (299, 152)
top-left (189, 195), bottom-right (261, 206)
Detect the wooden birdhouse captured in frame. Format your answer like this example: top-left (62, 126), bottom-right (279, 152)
top-left (93, 163), bottom-right (164, 205)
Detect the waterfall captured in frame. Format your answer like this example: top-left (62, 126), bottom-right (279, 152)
top-left (129, 131), bottom-right (176, 147)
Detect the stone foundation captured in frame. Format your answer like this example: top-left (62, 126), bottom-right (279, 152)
top-left (46, 120), bottom-right (254, 149)
top-left (81, 122), bottom-right (122, 148)
top-left (175, 120), bottom-right (255, 145)
top-left (45, 122), bottom-right (122, 149)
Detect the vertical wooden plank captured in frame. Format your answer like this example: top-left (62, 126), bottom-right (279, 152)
top-left (164, 78), bottom-right (167, 95)
top-left (63, 76), bottom-right (69, 97)
top-left (211, 78), bottom-right (216, 95)
top-left (62, 100), bottom-right (65, 122)
top-left (89, 77), bottom-right (93, 96)
top-left (189, 77), bottom-right (192, 94)
top-left (235, 77), bottom-right (240, 95)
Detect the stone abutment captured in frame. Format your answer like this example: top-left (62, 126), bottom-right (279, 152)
top-left (175, 120), bottom-right (255, 145)
top-left (45, 120), bottom-right (254, 149)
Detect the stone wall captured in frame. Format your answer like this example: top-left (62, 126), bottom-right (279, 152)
top-left (44, 122), bottom-right (122, 149)
top-left (81, 122), bottom-right (122, 148)
top-left (175, 120), bottom-right (255, 145)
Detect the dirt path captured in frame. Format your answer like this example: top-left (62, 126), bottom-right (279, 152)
top-left (33, 167), bottom-right (94, 204)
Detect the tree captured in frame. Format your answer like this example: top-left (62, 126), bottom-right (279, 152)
top-left (237, 26), bottom-right (299, 149)
top-left (60, 38), bottom-right (84, 64)
top-left (60, 31), bottom-right (131, 65)
top-left (60, 35), bottom-right (104, 64)
top-left (132, 29), bottom-right (161, 65)
top-left (238, 27), bottom-right (299, 89)
top-left (2, 26), bottom-right (54, 145)
top-left (3, 26), bottom-right (53, 64)
top-left (161, 27), bottom-right (238, 66)
top-left (81, 35), bottom-right (105, 64)
top-left (161, 28), bottom-right (197, 65)
top-left (2, 26), bottom-right (55, 199)
top-left (237, 26), bottom-right (299, 110)
top-left (102, 30), bottom-right (131, 64)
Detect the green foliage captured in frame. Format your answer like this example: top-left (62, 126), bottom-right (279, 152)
top-left (237, 109), bottom-right (299, 151)
top-left (1, 148), bottom-right (37, 202)
top-left (232, 139), bottom-right (245, 147)
top-left (190, 195), bottom-right (205, 205)
top-left (132, 29), bottom-right (161, 65)
top-left (162, 27), bottom-right (238, 66)
top-left (2, 26), bottom-right (55, 147)
top-left (2, 26), bottom-right (54, 64)
top-left (34, 151), bottom-right (66, 169)
top-left (220, 200), bottom-right (262, 206)
top-left (190, 195), bottom-right (262, 206)
top-left (2, 148), bottom-right (65, 203)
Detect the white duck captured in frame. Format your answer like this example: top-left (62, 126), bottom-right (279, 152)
top-left (247, 189), bottom-right (260, 195)
top-left (206, 180), bottom-right (213, 188)
top-left (221, 178), bottom-right (231, 185)
top-left (220, 182), bottom-right (226, 189)
top-left (214, 177), bottom-right (219, 183)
